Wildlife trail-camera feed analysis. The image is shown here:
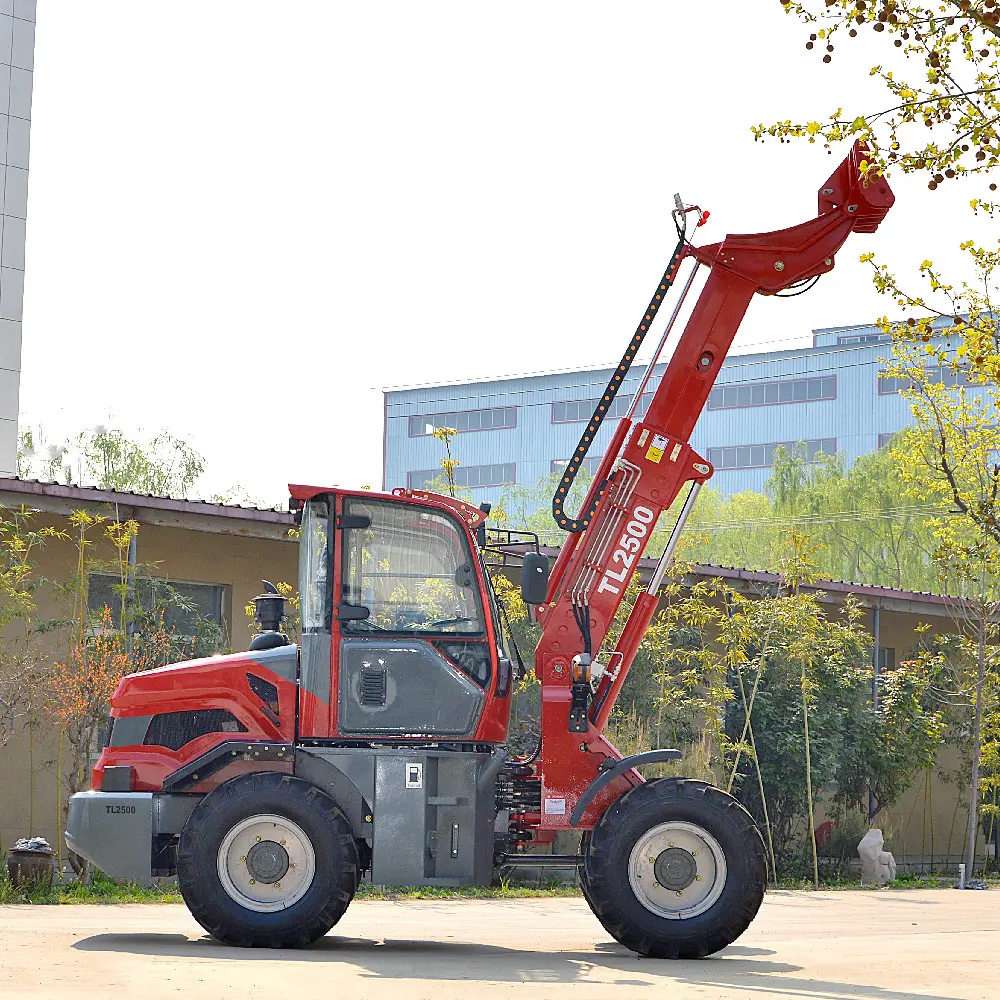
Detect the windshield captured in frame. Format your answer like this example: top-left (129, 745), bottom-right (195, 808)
top-left (340, 498), bottom-right (484, 635)
top-left (299, 499), bottom-right (330, 632)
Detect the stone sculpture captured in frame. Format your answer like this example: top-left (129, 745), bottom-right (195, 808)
top-left (858, 828), bottom-right (897, 885)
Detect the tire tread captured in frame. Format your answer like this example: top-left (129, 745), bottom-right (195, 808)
top-left (177, 771), bottom-right (359, 948)
top-left (580, 777), bottom-right (766, 959)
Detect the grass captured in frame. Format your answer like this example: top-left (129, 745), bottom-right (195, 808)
top-left (0, 868), bottom-right (183, 905)
top-left (2, 868), bottom-right (995, 906)
top-left (0, 868), bottom-right (579, 905)
top-left (774, 871), bottom-right (1000, 890)
top-left (356, 877), bottom-right (580, 900)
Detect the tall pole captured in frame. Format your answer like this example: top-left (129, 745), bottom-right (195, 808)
top-left (869, 605), bottom-right (880, 821)
top-left (964, 600), bottom-right (986, 878)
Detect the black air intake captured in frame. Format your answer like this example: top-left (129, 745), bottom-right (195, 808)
top-left (144, 710), bottom-right (248, 752)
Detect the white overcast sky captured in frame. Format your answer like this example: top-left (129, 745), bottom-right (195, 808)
top-left (17, 2), bottom-right (990, 504)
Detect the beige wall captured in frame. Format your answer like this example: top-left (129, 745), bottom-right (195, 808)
top-left (889, 745), bottom-right (988, 868)
top-left (690, 578), bottom-right (990, 871)
top-left (0, 507), bottom-right (296, 857)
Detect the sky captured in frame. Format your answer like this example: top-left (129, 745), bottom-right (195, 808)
top-left (17, 2), bottom-right (992, 505)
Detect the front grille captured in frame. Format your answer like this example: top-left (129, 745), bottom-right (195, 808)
top-left (144, 710), bottom-right (248, 752)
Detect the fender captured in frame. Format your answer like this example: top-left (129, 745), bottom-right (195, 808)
top-left (294, 748), bottom-right (374, 839)
top-left (569, 749), bottom-right (682, 827)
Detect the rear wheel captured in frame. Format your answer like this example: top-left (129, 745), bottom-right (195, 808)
top-left (580, 777), bottom-right (766, 959)
top-left (177, 772), bottom-right (359, 947)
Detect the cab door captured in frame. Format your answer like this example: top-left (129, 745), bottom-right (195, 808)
top-left (333, 496), bottom-right (494, 739)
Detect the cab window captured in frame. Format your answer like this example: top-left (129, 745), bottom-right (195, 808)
top-left (340, 498), bottom-right (484, 635)
top-left (298, 498), bottom-right (330, 632)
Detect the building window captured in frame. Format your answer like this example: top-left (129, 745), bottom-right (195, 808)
top-left (707, 375), bottom-right (836, 410)
top-left (878, 365), bottom-right (971, 395)
top-left (707, 438), bottom-right (836, 471)
top-left (408, 463), bottom-right (516, 490)
top-left (878, 647), bottom-right (896, 670)
top-left (408, 406), bottom-right (517, 437)
top-left (550, 456), bottom-right (604, 476)
top-left (838, 333), bottom-right (888, 345)
top-left (551, 392), bottom-right (652, 424)
top-left (877, 432), bottom-right (895, 449)
top-left (87, 573), bottom-right (226, 636)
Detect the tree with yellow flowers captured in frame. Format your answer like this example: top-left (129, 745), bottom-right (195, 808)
top-left (761, 0), bottom-right (1000, 878)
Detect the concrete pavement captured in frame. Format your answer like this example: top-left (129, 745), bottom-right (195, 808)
top-left (1, 890), bottom-right (998, 1000)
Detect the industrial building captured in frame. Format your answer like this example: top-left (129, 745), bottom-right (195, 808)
top-left (383, 319), bottom-right (956, 508)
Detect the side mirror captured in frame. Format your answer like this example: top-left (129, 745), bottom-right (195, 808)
top-left (520, 552), bottom-right (550, 606)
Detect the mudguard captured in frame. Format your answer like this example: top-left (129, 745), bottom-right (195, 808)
top-left (569, 749), bottom-right (682, 827)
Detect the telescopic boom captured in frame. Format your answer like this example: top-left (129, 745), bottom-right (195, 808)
top-left (533, 142), bottom-right (894, 828)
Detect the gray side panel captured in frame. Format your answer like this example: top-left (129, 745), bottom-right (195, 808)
top-left (338, 639), bottom-right (484, 737)
top-left (300, 631), bottom-right (331, 704)
top-left (153, 793), bottom-right (199, 835)
top-left (369, 750), bottom-right (496, 887)
top-left (294, 749), bottom-right (373, 836)
top-left (109, 715), bottom-right (152, 747)
top-left (428, 754), bottom-right (479, 881)
top-left (248, 644), bottom-right (298, 683)
top-left (65, 791), bottom-right (152, 881)
top-left (372, 754), bottom-right (434, 885)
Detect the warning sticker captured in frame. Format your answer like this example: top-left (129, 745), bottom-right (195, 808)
top-left (645, 434), bottom-right (668, 464)
top-left (544, 797), bottom-right (567, 815)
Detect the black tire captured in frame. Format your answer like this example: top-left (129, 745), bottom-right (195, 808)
top-left (177, 772), bottom-right (359, 948)
top-left (580, 777), bottom-right (766, 959)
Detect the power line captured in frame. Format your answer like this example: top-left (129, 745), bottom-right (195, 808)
top-left (680, 505), bottom-right (947, 532)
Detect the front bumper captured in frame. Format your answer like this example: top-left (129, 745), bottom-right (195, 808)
top-left (65, 790), bottom-right (155, 881)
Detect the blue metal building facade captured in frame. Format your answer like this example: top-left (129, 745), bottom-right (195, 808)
top-left (383, 321), bottom-right (940, 510)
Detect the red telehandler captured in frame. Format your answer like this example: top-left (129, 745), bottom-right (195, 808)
top-left (67, 143), bottom-right (893, 957)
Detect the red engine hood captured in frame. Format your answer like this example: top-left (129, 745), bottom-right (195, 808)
top-left (110, 646), bottom-right (298, 715)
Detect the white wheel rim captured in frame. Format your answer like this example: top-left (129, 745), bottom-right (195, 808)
top-left (217, 813), bottom-right (316, 913)
top-left (628, 820), bottom-right (727, 920)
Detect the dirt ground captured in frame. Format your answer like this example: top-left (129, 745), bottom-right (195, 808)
top-left (1, 889), bottom-right (998, 1000)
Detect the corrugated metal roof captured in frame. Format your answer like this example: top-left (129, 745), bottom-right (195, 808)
top-left (0, 477), bottom-right (295, 524)
top-left (526, 543), bottom-right (961, 607)
top-left (687, 561), bottom-right (955, 606)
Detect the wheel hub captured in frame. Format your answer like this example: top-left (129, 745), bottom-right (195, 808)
top-left (245, 841), bottom-right (289, 884)
top-left (217, 813), bottom-right (316, 913)
top-left (627, 820), bottom-right (728, 920)
top-left (653, 846), bottom-right (697, 891)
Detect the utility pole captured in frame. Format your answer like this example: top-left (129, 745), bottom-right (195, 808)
top-left (964, 597), bottom-right (986, 878)
top-left (869, 604), bottom-right (880, 821)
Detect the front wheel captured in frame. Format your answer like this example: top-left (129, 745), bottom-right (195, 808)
top-left (177, 772), bottom-right (359, 947)
top-left (580, 778), bottom-right (766, 959)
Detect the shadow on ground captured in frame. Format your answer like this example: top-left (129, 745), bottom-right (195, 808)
top-left (73, 933), bottom-right (961, 998)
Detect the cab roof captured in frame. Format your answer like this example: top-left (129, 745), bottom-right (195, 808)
top-left (287, 484), bottom-right (488, 529)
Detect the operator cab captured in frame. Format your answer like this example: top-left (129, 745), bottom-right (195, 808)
top-left (293, 488), bottom-right (516, 744)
